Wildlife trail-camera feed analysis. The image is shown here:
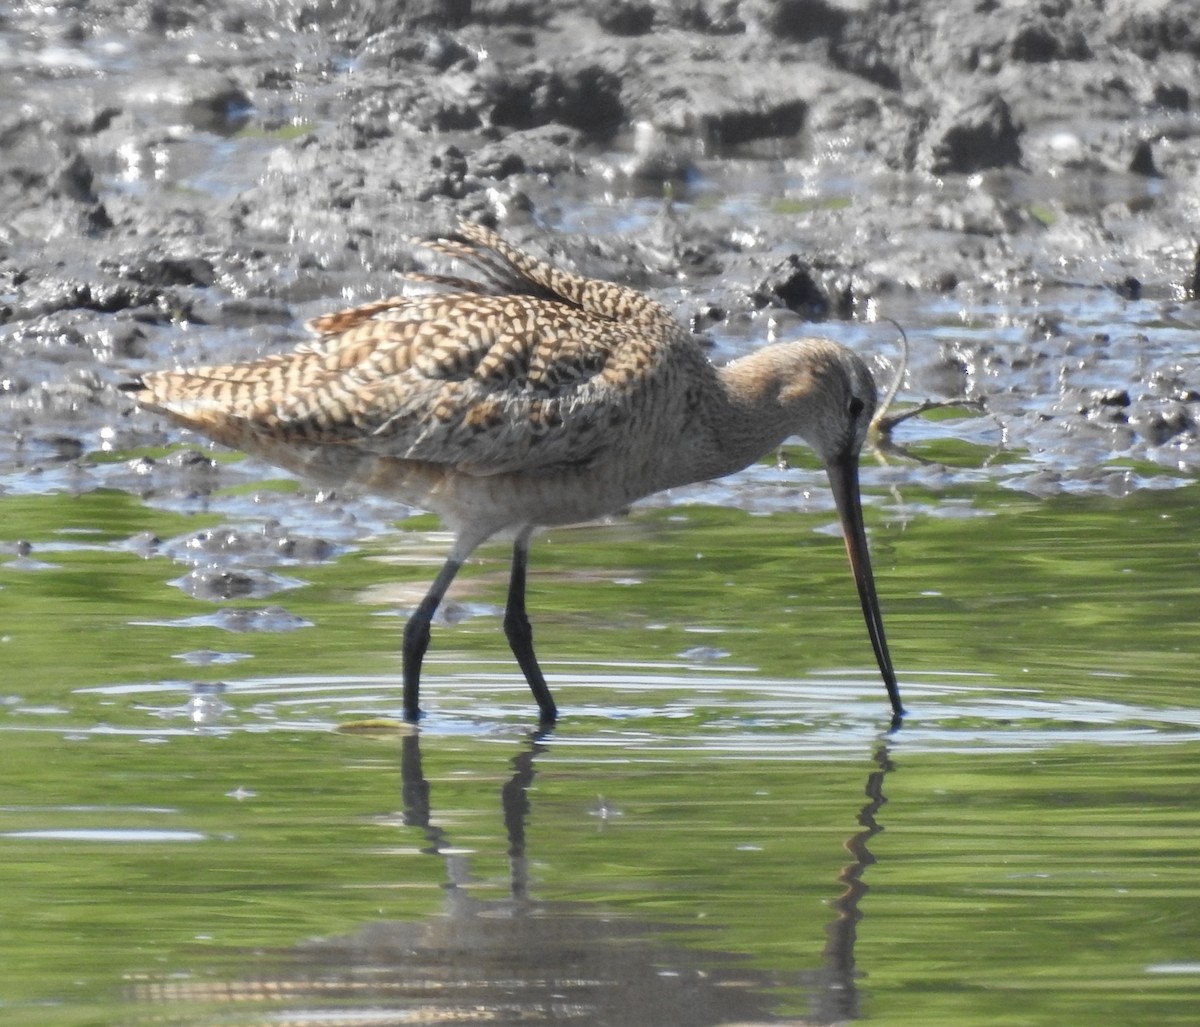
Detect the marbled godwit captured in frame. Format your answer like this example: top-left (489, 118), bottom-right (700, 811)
top-left (121, 222), bottom-right (904, 724)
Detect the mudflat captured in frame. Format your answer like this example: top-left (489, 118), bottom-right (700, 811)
top-left (3, 0), bottom-right (1199, 490)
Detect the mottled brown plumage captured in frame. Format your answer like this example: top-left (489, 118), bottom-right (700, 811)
top-left (122, 221), bottom-right (903, 724)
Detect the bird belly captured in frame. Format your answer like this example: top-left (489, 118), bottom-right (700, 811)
top-left (239, 436), bottom-right (643, 538)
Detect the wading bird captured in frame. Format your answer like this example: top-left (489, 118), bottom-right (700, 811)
top-left (121, 222), bottom-right (904, 724)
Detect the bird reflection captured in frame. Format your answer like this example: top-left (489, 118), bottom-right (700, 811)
top-left (391, 730), bottom-right (895, 1025)
top-left (815, 743), bottom-right (894, 1023)
top-left (397, 728), bottom-right (547, 908)
top-left (128, 733), bottom-right (896, 1025)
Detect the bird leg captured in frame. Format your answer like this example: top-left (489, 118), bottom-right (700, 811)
top-left (402, 556), bottom-right (464, 721)
top-left (504, 528), bottom-right (558, 724)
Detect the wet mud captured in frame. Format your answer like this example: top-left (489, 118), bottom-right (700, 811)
top-left (3, 0), bottom-right (1200, 504)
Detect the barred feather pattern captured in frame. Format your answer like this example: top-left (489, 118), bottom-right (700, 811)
top-left (127, 222), bottom-right (712, 481)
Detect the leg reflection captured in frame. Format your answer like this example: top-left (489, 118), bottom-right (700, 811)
top-left (813, 741), bottom-right (895, 1023)
top-left (399, 729), bottom-right (552, 904)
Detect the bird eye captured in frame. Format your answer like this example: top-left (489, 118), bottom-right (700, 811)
top-left (848, 396), bottom-right (865, 419)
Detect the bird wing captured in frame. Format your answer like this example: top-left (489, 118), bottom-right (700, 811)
top-left (132, 224), bottom-right (707, 476)
top-left (135, 297), bottom-right (694, 476)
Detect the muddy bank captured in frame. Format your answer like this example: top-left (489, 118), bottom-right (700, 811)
top-left (2, 0), bottom-right (1200, 497)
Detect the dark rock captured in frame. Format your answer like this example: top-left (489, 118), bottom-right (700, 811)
top-left (161, 449), bottom-right (219, 473)
top-left (9, 276), bottom-right (165, 319)
top-left (1113, 277), bottom-right (1141, 301)
top-left (704, 96), bottom-right (806, 148)
top-left (274, 534), bottom-right (340, 562)
top-left (91, 321), bottom-right (149, 360)
top-left (1152, 82), bottom-right (1189, 111)
top-left (754, 257), bottom-right (828, 319)
top-left (182, 81), bottom-right (253, 135)
top-left (923, 92), bottom-right (1023, 174)
top-left (597, 1), bottom-right (656, 36)
top-left (1027, 313), bottom-right (1063, 339)
top-left (51, 152), bottom-right (98, 203)
top-left (165, 524), bottom-right (339, 566)
top-left (487, 64), bottom-right (625, 140)
top-left (830, 36), bottom-right (901, 90)
top-left (471, 145), bottom-right (525, 180)
top-left (171, 565), bottom-right (299, 601)
top-left (422, 31), bottom-right (474, 70)
top-left (1129, 402), bottom-right (1194, 446)
top-left (1127, 140), bottom-right (1160, 178)
top-left (87, 106), bottom-right (122, 133)
top-left (1009, 18), bottom-right (1091, 62)
top-left (417, 143), bottom-right (475, 200)
top-left (1091, 389), bottom-right (1131, 409)
top-left (756, 0), bottom-right (848, 44)
top-left (474, 125), bottom-right (583, 178)
top-left (126, 257), bottom-right (216, 289)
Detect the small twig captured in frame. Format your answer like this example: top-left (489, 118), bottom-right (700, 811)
top-left (873, 396), bottom-right (987, 436)
top-left (869, 319), bottom-right (984, 438)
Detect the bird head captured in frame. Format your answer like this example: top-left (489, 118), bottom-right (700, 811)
top-left (774, 339), bottom-right (904, 722)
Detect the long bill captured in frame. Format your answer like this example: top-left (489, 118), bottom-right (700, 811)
top-left (824, 454), bottom-right (905, 721)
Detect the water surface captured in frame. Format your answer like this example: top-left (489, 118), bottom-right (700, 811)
top-left (3, 459), bottom-right (1200, 1026)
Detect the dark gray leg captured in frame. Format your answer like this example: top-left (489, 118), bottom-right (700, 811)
top-left (504, 529), bottom-right (557, 723)
top-left (402, 556), bottom-right (463, 722)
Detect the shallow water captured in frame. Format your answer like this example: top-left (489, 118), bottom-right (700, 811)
top-left (3, 451), bottom-right (1200, 1026)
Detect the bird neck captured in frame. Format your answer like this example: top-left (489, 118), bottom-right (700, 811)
top-left (703, 348), bottom-right (809, 479)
